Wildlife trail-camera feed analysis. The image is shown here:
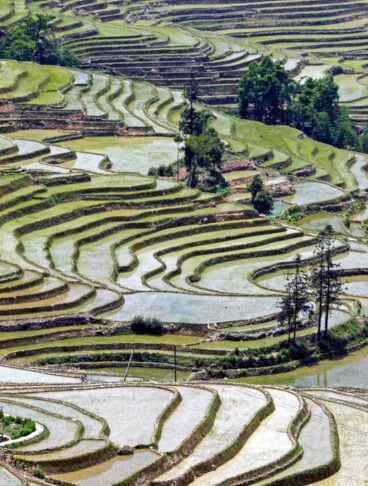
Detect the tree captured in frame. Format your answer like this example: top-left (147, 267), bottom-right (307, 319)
top-left (292, 76), bottom-right (357, 148)
top-left (321, 226), bottom-right (343, 337)
top-left (310, 232), bottom-right (327, 341)
top-left (239, 56), bottom-right (295, 124)
top-left (238, 57), bottom-right (357, 151)
top-left (278, 274), bottom-right (294, 346)
top-left (184, 129), bottom-right (225, 188)
top-left (0, 14), bottom-right (79, 66)
top-left (291, 255), bottom-right (309, 344)
top-left (360, 125), bottom-right (368, 153)
top-left (278, 255), bottom-right (309, 346)
top-left (253, 189), bottom-right (274, 214)
top-left (179, 107), bottom-right (212, 136)
top-left (178, 102), bottom-right (225, 189)
top-left (310, 225), bottom-right (343, 338)
top-left (333, 107), bottom-right (359, 150)
top-left (249, 175), bottom-right (264, 202)
top-left (184, 70), bottom-right (198, 122)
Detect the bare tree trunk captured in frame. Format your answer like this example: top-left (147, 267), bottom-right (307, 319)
top-left (317, 255), bottom-right (324, 341)
top-left (293, 262), bottom-right (300, 344)
top-left (324, 249), bottom-right (331, 337)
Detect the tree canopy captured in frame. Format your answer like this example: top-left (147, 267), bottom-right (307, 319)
top-left (0, 14), bottom-right (79, 67)
top-left (248, 175), bottom-right (274, 214)
top-left (239, 57), bottom-right (360, 151)
top-left (178, 107), bottom-right (225, 189)
top-left (239, 56), bottom-right (295, 124)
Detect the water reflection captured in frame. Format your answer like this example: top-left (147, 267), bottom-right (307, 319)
top-left (236, 345), bottom-right (368, 388)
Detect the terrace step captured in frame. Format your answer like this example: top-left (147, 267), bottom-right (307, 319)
top-left (154, 384), bottom-right (271, 485)
top-left (257, 397), bottom-right (337, 485)
top-left (190, 387), bottom-right (306, 485)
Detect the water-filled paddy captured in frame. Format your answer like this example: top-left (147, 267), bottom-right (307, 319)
top-left (0, 467), bottom-right (22, 485)
top-left (104, 292), bottom-right (278, 323)
top-left (297, 212), bottom-right (347, 234)
top-left (0, 366), bottom-right (79, 384)
top-left (236, 345), bottom-right (368, 388)
top-left (60, 136), bottom-right (179, 174)
top-left (41, 386), bottom-right (175, 446)
top-left (53, 450), bottom-right (158, 485)
top-left (317, 401), bottom-right (368, 485)
top-left (284, 182), bottom-right (343, 206)
top-left (351, 154), bottom-right (368, 190)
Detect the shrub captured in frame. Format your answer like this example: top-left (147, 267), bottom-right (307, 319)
top-left (148, 165), bottom-right (174, 177)
top-left (131, 315), bottom-right (164, 335)
top-left (148, 167), bottom-right (158, 176)
top-left (34, 468), bottom-right (45, 479)
top-left (253, 190), bottom-right (274, 214)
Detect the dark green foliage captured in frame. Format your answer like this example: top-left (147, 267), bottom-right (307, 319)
top-left (248, 174), bottom-right (263, 202)
top-left (278, 255), bottom-right (310, 346)
top-left (0, 411), bottom-right (36, 440)
top-left (148, 165), bottom-right (174, 177)
top-left (248, 175), bottom-right (274, 214)
top-left (292, 76), bottom-right (359, 148)
top-left (179, 106), bottom-right (225, 189)
top-left (34, 468), bottom-right (45, 479)
top-left (253, 189), bottom-right (274, 214)
top-left (360, 125), bottom-right (368, 153)
top-left (131, 315), bottom-right (164, 335)
top-left (179, 108), bottom-right (212, 136)
top-left (184, 129), bottom-right (225, 188)
top-left (239, 56), bottom-right (295, 124)
top-left (332, 107), bottom-right (359, 149)
top-left (239, 57), bottom-right (359, 150)
top-left (0, 14), bottom-right (79, 66)
top-left (309, 225), bottom-right (343, 338)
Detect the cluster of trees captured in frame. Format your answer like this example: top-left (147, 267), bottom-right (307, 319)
top-left (248, 175), bottom-right (274, 214)
top-left (239, 56), bottom-right (364, 151)
top-left (0, 14), bottom-right (79, 66)
top-left (279, 225), bottom-right (342, 346)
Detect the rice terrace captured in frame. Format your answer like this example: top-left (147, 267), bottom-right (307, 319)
top-left (0, 0), bottom-right (366, 484)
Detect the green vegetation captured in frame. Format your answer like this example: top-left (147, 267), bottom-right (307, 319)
top-left (248, 175), bottom-right (274, 214)
top-left (0, 14), bottom-right (79, 67)
top-left (0, 2), bottom-right (365, 484)
top-left (0, 0), bottom-right (363, 412)
top-left (0, 409), bottom-right (36, 441)
top-left (178, 107), bottom-right (225, 189)
top-left (239, 57), bottom-right (360, 150)
top-left (131, 316), bottom-right (164, 336)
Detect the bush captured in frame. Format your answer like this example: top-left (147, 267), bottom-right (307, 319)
top-left (148, 167), bottom-right (158, 176)
top-left (253, 190), bottom-right (274, 214)
top-left (131, 315), bottom-right (164, 335)
top-left (148, 165), bottom-right (174, 177)
top-left (34, 468), bottom-right (45, 479)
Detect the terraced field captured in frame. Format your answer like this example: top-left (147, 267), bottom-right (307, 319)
top-left (0, 51), bottom-right (365, 379)
top-left (0, 120), bottom-right (362, 381)
top-left (0, 0), bottom-right (365, 113)
top-left (0, 381), bottom-right (362, 485)
top-left (0, 3), bottom-right (366, 483)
